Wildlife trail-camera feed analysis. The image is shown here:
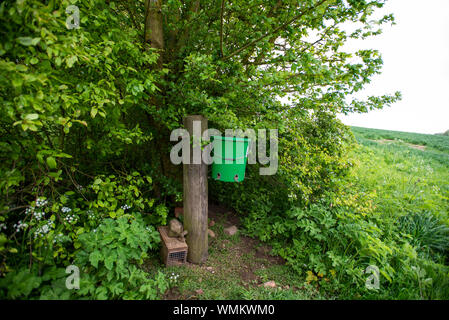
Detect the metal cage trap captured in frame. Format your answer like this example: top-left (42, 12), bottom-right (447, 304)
top-left (158, 226), bottom-right (188, 266)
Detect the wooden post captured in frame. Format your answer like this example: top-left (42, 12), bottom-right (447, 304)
top-left (183, 115), bottom-right (208, 264)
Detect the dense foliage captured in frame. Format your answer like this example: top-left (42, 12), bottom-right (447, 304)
top-left (4, 0), bottom-right (438, 300)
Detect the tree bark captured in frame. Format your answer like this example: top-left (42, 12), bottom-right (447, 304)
top-left (144, 0), bottom-right (164, 69)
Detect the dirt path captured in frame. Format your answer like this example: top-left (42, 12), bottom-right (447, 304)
top-left (371, 139), bottom-right (427, 151)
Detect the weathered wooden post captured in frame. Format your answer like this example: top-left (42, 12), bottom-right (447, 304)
top-left (183, 115), bottom-right (208, 263)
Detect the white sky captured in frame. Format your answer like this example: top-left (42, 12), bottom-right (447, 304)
top-left (338, 0), bottom-right (449, 134)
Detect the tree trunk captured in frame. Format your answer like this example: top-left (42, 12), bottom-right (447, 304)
top-left (144, 0), bottom-right (164, 69)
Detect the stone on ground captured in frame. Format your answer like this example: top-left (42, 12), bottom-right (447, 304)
top-left (224, 225), bottom-right (238, 236)
top-left (263, 281), bottom-right (276, 288)
top-left (195, 289), bottom-right (204, 295)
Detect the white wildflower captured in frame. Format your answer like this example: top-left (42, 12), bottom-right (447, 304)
top-left (169, 273), bottom-right (179, 281)
top-left (13, 221), bottom-right (28, 233)
top-left (87, 210), bottom-right (96, 219)
top-left (34, 221), bottom-right (54, 238)
top-left (36, 198), bottom-right (48, 207)
top-left (33, 211), bottom-right (45, 221)
top-left (64, 214), bottom-right (77, 224)
top-left (61, 207), bottom-right (72, 213)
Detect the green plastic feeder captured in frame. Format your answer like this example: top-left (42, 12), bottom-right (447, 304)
top-left (211, 136), bottom-right (250, 182)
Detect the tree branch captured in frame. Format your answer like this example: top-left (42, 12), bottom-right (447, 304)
top-left (219, 0), bottom-right (226, 57)
top-left (222, 0), bottom-right (328, 61)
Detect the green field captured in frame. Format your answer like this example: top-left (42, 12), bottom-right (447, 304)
top-left (352, 126), bottom-right (449, 156)
top-left (351, 126), bottom-right (449, 220)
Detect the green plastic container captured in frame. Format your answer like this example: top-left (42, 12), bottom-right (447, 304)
top-left (211, 136), bottom-right (250, 182)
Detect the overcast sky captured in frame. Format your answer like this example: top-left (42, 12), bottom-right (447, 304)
top-left (338, 0), bottom-right (449, 134)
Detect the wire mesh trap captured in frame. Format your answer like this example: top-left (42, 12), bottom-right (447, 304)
top-left (158, 226), bottom-right (188, 266)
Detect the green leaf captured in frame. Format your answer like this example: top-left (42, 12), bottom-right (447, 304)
top-left (89, 250), bottom-right (102, 268)
top-left (16, 37), bottom-right (40, 46)
top-left (46, 157), bottom-right (57, 169)
top-left (16, 64), bottom-right (27, 72)
top-left (12, 78), bottom-right (22, 88)
top-left (17, 37), bottom-right (32, 46)
top-left (32, 37), bottom-right (40, 45)
top-left (104, 255), bottom-right (115, 270)
top-left (25, 113), bottom-right (39, 121)
top-left (36, 90), bottom-right (44, 100)
top-left (66, 55), bottom-right (78, 68)
top-left (95, 286), bottom-right (108, 300)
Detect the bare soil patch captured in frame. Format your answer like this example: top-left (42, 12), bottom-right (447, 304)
top-left (371, 139), bottom-right (427, 151)
top-left (375, 139), bottom-right (395, 144)
top-left (163, 287), bottom-right (185, 300)
top-left (408, 144), bottom-right (426, 151)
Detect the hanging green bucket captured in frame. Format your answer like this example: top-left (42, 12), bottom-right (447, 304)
top-left (211, 136), bottom-right (250, 182)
